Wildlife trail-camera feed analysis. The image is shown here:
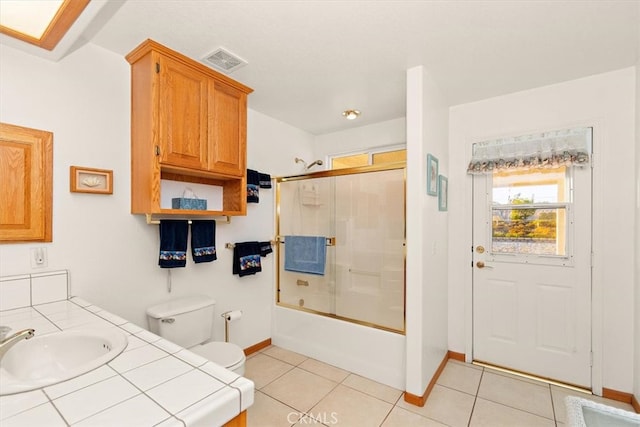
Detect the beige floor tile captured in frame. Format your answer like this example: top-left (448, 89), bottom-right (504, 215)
top-left (262, 368), bottom-right (338, 413)
top-left (381, 406), bottom-right (447, 427)
top-left (478, 371), bottom-right (554, 419)
top-left (437, 361), bottom-right (483, 395)
top-left (470, 398), bottom-right (556, 427)
top-left (262, 346), bottom-right (308, 366)
top-left (550, 385), bottom-right (636, 424)
top-left (449, 359), bottom-right (484, 371)
top-left (298, 358), bottom-right (350, 383)
top-left (247, 391), bottom-right (300, 427)
top-left (293, 415), bottom-right (328, 426)
top-left (244, 353), bottom-right (295, 389)
top-left (342, 374), bottom-right (403, 404)
top-left (310, 384), bottom-right (392, 426)
top-left (397, 384), bottom-right (475, 427)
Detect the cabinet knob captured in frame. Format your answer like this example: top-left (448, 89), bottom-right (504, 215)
top-left (155, 145), bottom-right (160, 156)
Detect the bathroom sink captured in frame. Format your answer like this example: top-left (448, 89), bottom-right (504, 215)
top-left (0, 328), bottom-right (128, 395)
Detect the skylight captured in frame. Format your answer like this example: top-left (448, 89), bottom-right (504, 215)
top-left (0, 0), bottom-right (90, 50)
top-left (0, 0), bottom-right (64, 39)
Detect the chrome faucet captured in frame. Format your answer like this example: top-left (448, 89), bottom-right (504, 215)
top-left (0, 328), bottom-right (35, 359)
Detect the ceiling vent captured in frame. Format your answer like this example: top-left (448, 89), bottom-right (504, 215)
top-left (202, 47), bottom-right (247, 73)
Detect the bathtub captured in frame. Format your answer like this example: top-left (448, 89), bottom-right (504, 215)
top-left (565, 396), bottom-right (640, 426)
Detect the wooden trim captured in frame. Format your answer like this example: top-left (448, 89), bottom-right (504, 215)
top-left (631, 394), bottom-right (639, 414)
top-left (223, 410), bottom-right (246, 427)
top-left (403, 351), bottom-right (449, 407)
top-left (447, 350), bottom-right (465, 362)
top-left (602, 387), bottom-right (633, 404)
top-left (244, 338), bottom-right (271, 356)
top-left (0, 0), bottom-right (90, 51)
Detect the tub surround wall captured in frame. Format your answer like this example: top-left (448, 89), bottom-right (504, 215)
top-left (448, 67), bottom-right (636, 394)
top-left (0, 42), bottom-right (312, 351)
top-left (272, 307), bottom-right (406, 389)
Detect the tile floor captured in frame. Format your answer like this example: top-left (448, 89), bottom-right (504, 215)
top-left (244, 345), bottom-right (637, 427)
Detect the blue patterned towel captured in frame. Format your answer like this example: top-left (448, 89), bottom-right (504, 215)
top-left (159, 220), bottom-right (188, 268)
top-left (284, 236), bottom-right (326, 276)
top-left (232, 242), bottom-right (262, 277)
top-left (191, 220), bottom-right (216, 263)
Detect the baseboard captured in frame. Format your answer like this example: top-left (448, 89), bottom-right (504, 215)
top-left (632, 394), bottom-right (639, 414)
top-left (403, 351), bottom-right (451, 407)
top-left (243, 338), bottom-right (271, 356)
top-left (602, 387), bottom-right (633, 405)
top-left (447, 350), bottom-right (465, 362)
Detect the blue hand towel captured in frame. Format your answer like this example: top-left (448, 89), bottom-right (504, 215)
top-left (284, 236), bottom-right (327, 276)
top-left (259, 241), bottom-right (273, 257)
top-left (247, 169), bottom-right (259, 203)
top-left (259, 172), bottom-right (272, 189)
top-left (159, 220), bottom-right (188, 268)
top-left (191, 220), bottom-right (217, 263)
top-left (232, 241), bottom-right (262, 277)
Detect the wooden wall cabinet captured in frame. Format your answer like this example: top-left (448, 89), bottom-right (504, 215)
top-left (0, 122), bottom-right (53, 243)
top-left (126, 39), bottom-right (253, 217)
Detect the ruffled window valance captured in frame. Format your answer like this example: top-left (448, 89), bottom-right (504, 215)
top-left (467, 127), bottom-right (591, 174)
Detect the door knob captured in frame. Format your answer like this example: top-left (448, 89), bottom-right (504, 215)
top-left (476, 261), bottom-right (493, 269)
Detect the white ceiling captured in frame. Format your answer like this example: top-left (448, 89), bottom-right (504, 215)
top-left (3, 1), bottom-right (639, 135)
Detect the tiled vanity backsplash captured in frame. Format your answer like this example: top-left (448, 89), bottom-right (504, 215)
top-left (0, 270), bottom-right (253, 426)
top-left (0, 270), bottom-right (69, 310)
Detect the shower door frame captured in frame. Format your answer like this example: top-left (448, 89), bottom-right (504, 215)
top-left (275, 162), bottom-right (407, 334)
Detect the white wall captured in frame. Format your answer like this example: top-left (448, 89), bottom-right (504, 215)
top-left (313, 117), bottom-right (406, 161)
top-left (405, 66), bottom-right (449, 397)
top-left (449, 68), bottom-right (636, 394)
top-left (0, 42), bottom-right (314, 350)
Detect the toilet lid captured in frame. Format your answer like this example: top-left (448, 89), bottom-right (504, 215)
top-left (191, 342), bottom-right (245, 368)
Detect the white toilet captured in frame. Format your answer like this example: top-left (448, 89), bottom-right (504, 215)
top-left (146, 295), bottom-right (246, 375)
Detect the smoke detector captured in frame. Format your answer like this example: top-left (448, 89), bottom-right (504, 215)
top-left (202, 47), bottom-right (247, 73)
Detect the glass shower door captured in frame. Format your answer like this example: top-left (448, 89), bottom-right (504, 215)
top-left (277, 167), bottom-right (405, 333)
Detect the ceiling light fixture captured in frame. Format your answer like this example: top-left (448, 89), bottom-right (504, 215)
top-left (342, 109), bottom-right (361, 120)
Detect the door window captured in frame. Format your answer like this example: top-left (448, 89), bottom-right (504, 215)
top-left (489, 166), bottom-right (573, 263)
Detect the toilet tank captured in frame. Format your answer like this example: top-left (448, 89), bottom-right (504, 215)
top-left (146, 295), bottom-right (216, 348)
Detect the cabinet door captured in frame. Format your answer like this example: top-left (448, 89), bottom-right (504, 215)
top-left (0, 123), bottom-right (53, 242)
top-left (158, 55), bottom-right (208, 170)
top-left (208, 80), bottom-right (246, 176)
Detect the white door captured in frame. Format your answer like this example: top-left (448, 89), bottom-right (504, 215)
top-left (472, 161), bottom-right (592, 388)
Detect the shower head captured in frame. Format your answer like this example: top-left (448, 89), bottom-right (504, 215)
top-left (295, 158), bottom-right (324, 170)
top-left (306, 160), bottom-right (323, 170)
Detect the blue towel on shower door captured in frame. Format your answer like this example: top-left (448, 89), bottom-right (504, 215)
top-left (284, 235), bottom-right (327, 275)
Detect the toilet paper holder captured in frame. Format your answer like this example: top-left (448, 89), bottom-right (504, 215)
top-left (220, 310), bottom-right (242, 343)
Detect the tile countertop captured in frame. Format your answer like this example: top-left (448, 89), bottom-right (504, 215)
top-left (0, 297), bottom-right (254, 426)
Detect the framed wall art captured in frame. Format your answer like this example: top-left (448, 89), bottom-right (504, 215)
top-left (438, 175), bottom-right (448, 211)
top-left (426, 154), bottom-right (439, 196)
top-left (70, 166), bottom-right (113, 194)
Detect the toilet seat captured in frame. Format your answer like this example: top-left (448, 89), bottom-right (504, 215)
top-left (190, 341), bottom-right (246, 370)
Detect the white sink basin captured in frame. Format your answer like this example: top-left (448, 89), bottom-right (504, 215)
top-left (0, 328), bottom-right (128, 395)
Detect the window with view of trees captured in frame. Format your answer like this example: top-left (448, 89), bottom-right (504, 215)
top-left (491, 167), bottom-right (569, 256)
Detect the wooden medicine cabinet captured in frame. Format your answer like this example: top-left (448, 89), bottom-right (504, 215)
top-left (126, 39), bottom-right (253, 218)
top-left (0, 122), bottom-right (53, 243)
